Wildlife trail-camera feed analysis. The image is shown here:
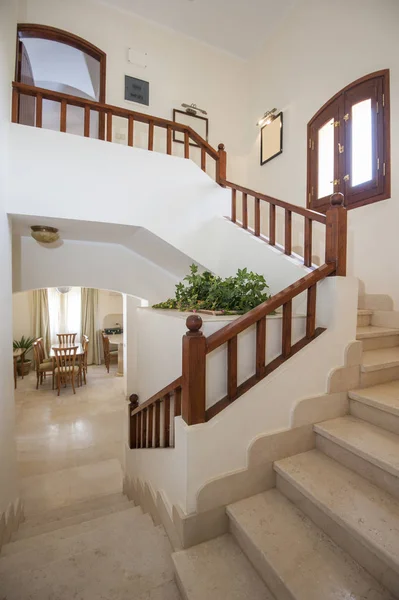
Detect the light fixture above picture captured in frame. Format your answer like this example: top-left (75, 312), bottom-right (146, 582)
top-left (257, 108), bottom-right (278, 127)
top-left (181, 103), bottom-right (207, 116)
top-left (30, 225), bottom-right (59, 244)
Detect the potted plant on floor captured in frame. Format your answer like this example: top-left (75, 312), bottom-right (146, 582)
top-left (13, 335), bottom-right (35, 376)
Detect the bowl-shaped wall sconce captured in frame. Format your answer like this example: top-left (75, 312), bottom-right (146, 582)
top-left (30, 225), bottom-right (59, 244)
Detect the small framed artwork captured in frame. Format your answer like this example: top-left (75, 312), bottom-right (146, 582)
top-left (173, 109), bottom-right (209, 147)
top-left (125, 75), bottom-right (149, 106)
top-left (261, 112), bottom-right (283, 165)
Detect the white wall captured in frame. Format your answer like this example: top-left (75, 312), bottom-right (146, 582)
top-left (243, 0), bottom-right (399, 306)
top-left (19, 0), bottom-right (248, 180)
top-left (13, 291), bottom-right (33, 342)
top-left (98, 290), bottom-right (123, 330)
top-left (0, 0), bottom-right (18, 514)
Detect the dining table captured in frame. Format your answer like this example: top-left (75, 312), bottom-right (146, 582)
top-left (106, 333), bottom-right (124, 377)
top-left (50, 343), bottom-right (85, 359)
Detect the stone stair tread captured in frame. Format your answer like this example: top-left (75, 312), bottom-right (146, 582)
top-left (358, 309), bottom-right (373, 316)
top-left (274, 450), bottom-right (399, 574)
top-left (227, 489), bottom-right (393, 600)
top-left (12, 498), bottom-right (137, 542)
top-left (361, 347), bottom-right (399, 372)
top-left (357, 326), bottom-right (399, 340)
top-left (20, 492), bottom-right (131, 528)
top-left (0, 507), bottom-right (150, 570)
top-left (314, 416), bottom-right (399, 477)
top-left (173, 534), bottom-right (273, 600)
top-left (349, 381), bottom-right (399, 416)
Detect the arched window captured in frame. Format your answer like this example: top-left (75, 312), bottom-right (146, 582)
top-left (307, 70), bottom-right (390, 212)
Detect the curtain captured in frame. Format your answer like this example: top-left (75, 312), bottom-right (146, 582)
top-left (48, 287), bottom-right (82, 345)
top-left (32, 289), bottom-right (51, 357)
top-left (81, 288), bottom-right (100, 365)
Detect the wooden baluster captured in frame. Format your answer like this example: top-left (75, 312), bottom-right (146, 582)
top-left (184, 131), bottom-right (190, 158)
top-left (129, 394), bottom-right (138, 449)
top-left (256, 317), bottom-right (266, 378)
top-left (325, 193), bottom-right (347, 276)
top-left (306, 285), bottom-right (317, 339)
top-left (99, 112), bottom-right (105, 141)
top-left (106, 111), bottom-right (112, 142)
top-left (285, 210), bottom-right (292, 255)
top-left (227, 336), bottom-right (238, 401)
top-left (174, 387), bottom-right (182, 417)
top-left (60, 100), bottom-right (67, 133)
top-left (231, 189), bottom-right (237, 223)
top-left (269, 204), bottom-right (276, 245)
top-left (216, 143), bottom-right (227, 186)
top-left (154, 399), bottom-right (161, 448)
top-left (128, 116), bottom-right (134, 147)
top-left (304, 218), bottom-right (312, 267)
top-left (137, 411), bottom-right (142, 448)
top-left (148, 120), bottom-right (154, 151)
top-left (182, 315), bottom-right (206, 425)
top-left (282, 300), bottom-right (292, 358)
top-left (148, 404), bottom-right (154, 448)
top-left (142, 408), bottom-right (147, 448)
top-left (163, 393), bottom-right (171, 448)
top-left (254, 197), bottom-right (261, 237)
top-left (11, 88), bottom-right (19, 123)
top-left (242, 193), bottom-right (248, 229)
top-left (36, 94), bottom-right (43, 128)
top-left (84, 105), bottom-right (90, 138)
top-left (167, 126), bottom-right (172, 155)
top-left (201, 148), bottom-right (206, 172)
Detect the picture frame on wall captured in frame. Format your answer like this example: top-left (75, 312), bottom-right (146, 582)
top-left (260, 112), bottom-right (283, 165)
top-left (173, 109), bottom-right (209, 147)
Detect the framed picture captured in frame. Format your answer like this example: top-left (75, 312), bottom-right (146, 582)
top-left (261, 112), bottom-right (283, 165)
top-left (125, 75), bottom-right (149, 106)
top-left (173, 109), bottom-right (209, 147)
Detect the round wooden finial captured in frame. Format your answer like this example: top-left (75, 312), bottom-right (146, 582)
top-left (129, 393), bottom-right (139, 408)
top-left (186, 314), bottom-right (203, 333)
top-left (330, 192), bottom-right (344, 207)
top-left (218, 143), bottom-right (225, 151)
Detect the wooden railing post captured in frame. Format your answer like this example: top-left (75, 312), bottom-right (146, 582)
top-left (325, 193), bottom-right (347, 276)
top-left (216, 143), bottom-right (227, 187)
top-left (129, 394), bottom-right (139, 449)
top-left (182, 315), bottom-right (206, 425)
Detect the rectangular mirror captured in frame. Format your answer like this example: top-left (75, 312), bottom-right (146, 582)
top-left (260, 112), bottom-right (283, 165)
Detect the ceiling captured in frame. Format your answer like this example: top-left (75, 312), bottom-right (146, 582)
top-left (97, 0), bottom-right (297, 59)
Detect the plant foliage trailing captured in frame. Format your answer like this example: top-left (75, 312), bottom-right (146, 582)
top-left (13, 335), bottom-right (36, 363)
top-left (153, 264), bottom-right (271, 314)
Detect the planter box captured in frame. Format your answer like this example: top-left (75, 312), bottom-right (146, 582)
top-left (17, 361), bottom-right (31, 376)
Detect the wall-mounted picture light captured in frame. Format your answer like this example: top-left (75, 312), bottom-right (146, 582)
top-left (257, 108), bottom-right (278, 127)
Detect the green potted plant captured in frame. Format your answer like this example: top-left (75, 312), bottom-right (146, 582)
top-left (13, 335), bottom-right (35, 376)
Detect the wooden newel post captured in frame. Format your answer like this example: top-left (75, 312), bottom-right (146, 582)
top-left (325, 192), bottom-right (347, 276)
top-left (182, 315), bottom-right (206, 425)
top-left (216, 143), bottom-right (227, 187)
top-left (129, 394), bottom-right (139, 449)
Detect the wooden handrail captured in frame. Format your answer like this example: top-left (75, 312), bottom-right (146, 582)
top-left (130, 377), bottom-right (182, 416)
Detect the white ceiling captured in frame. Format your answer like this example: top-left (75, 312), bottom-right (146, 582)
top-left (97, 0), bottom-right (297, 59)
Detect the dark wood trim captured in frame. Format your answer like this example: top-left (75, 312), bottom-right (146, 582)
top-left (205, 328), bottom-right (326, 421)
top-left (260, 111), bottom-right (283, 166)
top-left (172, 108), bottom-right (209, 147)
top-left (131, 377), bottom-right (182, 416)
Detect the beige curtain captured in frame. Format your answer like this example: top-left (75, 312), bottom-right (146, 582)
top-left (32, 289), bottom-right (51, 357)
top-left (81, 288), bottom-right (100, 365)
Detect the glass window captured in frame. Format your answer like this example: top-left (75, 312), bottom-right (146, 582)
top-left (351, 99), bottom-right (372, 187)
top-left (318, 118), bottom-right (334, 199)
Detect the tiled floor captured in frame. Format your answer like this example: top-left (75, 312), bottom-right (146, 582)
top-left (14, 364), bottom-right (126, 516)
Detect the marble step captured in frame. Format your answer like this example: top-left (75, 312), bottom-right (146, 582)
top-left (314, 416), bottom-right (399, 499)
top-left (274, 450), bottom-right (399, 595)
top-left (349, 381), bottom-right (399, 435)
top-left (12, 497), bottom-right (136, 542)
top-left (227, 489), bottom-right (393, 600)
top-left (360, 348), bottom-right (399, 386)
top-left (172, 533), bottom-right (274, 600)
top-left (20, 492), bottom-right (132, 529)
top-left (357, 309), bottom-right (373, 328)
top-left (357, 326), bottom-right (399, 351)
top-left (0, 512), bottom-right (178, 600)
top-left (0, 506), bottom-right (146, 567)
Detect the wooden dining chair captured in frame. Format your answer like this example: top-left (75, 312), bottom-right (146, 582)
top-left (102, 333), bottom-right (118, 373)
top-left (33, 341), bottom-right (55, 390)
top-left (57, 333), bottom-right (77, 344)
top-left (53, 346), bottom-right (79, 396)
top-left (36, 337), bottom-right (52, 364)
top-left (81, 335), bottom-right (89, 384)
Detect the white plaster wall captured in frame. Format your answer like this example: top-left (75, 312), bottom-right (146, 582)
top-left (19, 0), bottom-right (248, 181)
top-left (13, 291), bottom-right (33, 342)
top-left (127, 275), bottom-right (359, 514)
top-left (98, 290), bottom-right (123, 330)
top-left (0, 0), bottom-right (18, 514)
top-left (242, 0), bottom-right (399, 307)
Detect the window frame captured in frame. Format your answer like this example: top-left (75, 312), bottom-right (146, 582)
top-left (307, 70), bottom-right (390, 213)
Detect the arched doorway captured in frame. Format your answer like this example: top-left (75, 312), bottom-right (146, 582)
top-left (15, 24), bottom-right (106, 137)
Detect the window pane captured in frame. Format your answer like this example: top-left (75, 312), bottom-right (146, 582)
top-left (318, 118), bottom-right (334, 198)
top-left (351, 98), bottom-right (372, 187)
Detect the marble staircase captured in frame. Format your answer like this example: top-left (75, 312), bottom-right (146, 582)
top-left (173, 307), bottom-right (399, 599)
top-left (0, 492), bottom-right (181, 599)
